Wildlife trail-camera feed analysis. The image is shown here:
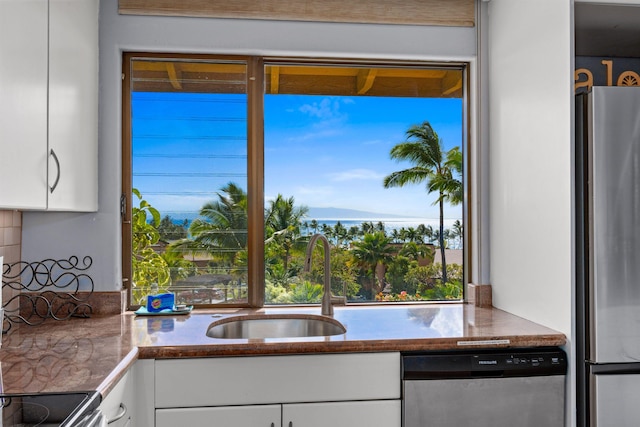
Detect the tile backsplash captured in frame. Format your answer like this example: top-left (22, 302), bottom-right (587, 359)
top-left (0, 210), bottom-right (21, 265)
top-left (0, 210), bottom-right (125, 315)
top-left (0, 210), bottom-right (22, 312)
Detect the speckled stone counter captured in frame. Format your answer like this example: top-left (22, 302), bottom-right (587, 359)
top-left (0, 304), bottom-right (566, 397)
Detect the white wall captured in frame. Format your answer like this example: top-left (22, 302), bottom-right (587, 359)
top-left (486, 3), bottom-right (574, 425)
top-left (487, 0), bottom-right (573, 337)
top-left (21, 0), bottom-right (476, 291)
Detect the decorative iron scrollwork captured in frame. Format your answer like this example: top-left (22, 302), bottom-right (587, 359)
top-left (1, 256), bottom-right (94, 333)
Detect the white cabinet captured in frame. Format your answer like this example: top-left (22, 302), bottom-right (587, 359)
top-left (0, 0), bottom-right (98, 211)
top-left (99, 367), bottom-right (135, 427)
top-left (157, 400), bottom-right (401, 427)
top-left (99, 360), bottom-right (154, 427)
top-left (0, 0), bottom-right (48, 210)
top-left (284, 400), bottom-right (401, 427)
top-left (154, 353), bottom-right (401, 427)
top-left (47, 0), bottom-right (98, 211)
top-left (156, 405), bottom-right (282, 427)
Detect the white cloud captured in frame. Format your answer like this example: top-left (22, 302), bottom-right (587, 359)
top-left (285, 97), bottom-right (356, 143)
top-left (299, 98), bottom-right (341, 120)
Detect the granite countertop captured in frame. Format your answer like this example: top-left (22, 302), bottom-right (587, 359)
top-left (0, 304), bottom-right (566, 397)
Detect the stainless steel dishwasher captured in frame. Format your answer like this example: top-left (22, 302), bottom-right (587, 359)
top-left (402, 348), bottom-right (567, 427)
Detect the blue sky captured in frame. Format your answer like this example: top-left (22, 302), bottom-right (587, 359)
top-left (265, 95), bottom-right (462, 219)
top-left (132, 92), bottom-right (463, 220)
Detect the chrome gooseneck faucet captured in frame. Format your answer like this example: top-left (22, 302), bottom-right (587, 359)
top-left (303, 233), bottom-right (346, 316)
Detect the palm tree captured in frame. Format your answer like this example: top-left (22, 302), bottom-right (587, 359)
top-left (320, 223), bottom-right (334, 241)
top-left (399, 241), bottom-right (435, 264)
top-left (264, 194), bottom-right (309, 272)
top-left (405, 227), bottom-right (419, 243)
top-left (443, 146), bottom-right (463, 205)
top-left (347, 226), bottom-right (360, 242)
top-left (383, 121), bottom-right (462, 283)
top-left (333, 221), bottom-right (348, 247)
top-left (416, 224), bottom-right (429, 243)
top-left (350, 231), bottom-right (395, 299)
top-left (361, 221), bottom-right (375, 235)
top-left (170, 182), bottom-right (248, 265)
top-left (451, 219), bottom-right (464, 249)
top-left (161, 246), bottom-right (197, 282)
top-left (391, 228), bottom-right (401, 243)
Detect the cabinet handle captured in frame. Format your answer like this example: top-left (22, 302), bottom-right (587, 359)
top-left (107, 403), bottom-right (127, 424)
top-left (49, 149), bottom-right (61, 193)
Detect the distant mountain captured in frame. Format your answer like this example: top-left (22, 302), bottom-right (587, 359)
top-left (305, 207), bottom-right (404, 220)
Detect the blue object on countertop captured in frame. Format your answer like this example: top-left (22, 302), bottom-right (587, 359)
top-left (146, 292), bottom-right (175, 313)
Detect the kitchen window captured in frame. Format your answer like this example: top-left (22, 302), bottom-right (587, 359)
top-left (122, 53), bottom-right (468, 308)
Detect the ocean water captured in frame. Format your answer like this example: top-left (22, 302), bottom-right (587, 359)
top-left (171, 216), bottom-right (459, 232)
top-left (169, 216), bottom-right (462, 247)
top-left (302, 218), bottom-right (459, 233)
top-left (304, 218), bottom-right (462, 248)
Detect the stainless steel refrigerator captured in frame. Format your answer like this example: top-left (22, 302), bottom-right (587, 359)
top-left (576, 86), bottom-right (640, 427)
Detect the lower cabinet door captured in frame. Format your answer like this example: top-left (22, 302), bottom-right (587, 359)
top-left (99, 369), bottom-right (134, 427)
top-left (283, 400), bottom-right (401, 427)
top-left (155, 405), bottom-right (281, 427)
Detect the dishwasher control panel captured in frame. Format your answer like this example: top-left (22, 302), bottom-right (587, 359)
top-left (402, 348), bottom-right (567, 379)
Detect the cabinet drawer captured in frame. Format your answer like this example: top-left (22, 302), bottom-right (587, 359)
top-left (155, 352), bottom-right (400, 408)
top-left (285, 400), bottom-right (401, 427)
top-left (156, 405), bottom-right (281, 427)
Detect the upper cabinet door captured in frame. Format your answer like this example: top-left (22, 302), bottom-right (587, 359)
top-left (0, 0), bottom-right (48, 210)
top-left (48, 0), bottom-right (98, 211)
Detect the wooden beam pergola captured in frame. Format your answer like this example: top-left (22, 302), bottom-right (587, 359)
top-left (129, 58), bottom-right (464, 99)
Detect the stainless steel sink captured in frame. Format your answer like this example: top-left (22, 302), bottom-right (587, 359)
top-left (206, 313), bottom-right (346, 339)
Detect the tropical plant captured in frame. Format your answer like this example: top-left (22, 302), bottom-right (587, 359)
top-left (416, 223), bottom-right (434, 243)
top-left (160, 246), bottom-right (197, 282)
top-left (265, 282), bottom-right (292, 304)
top-left (383, 121), bottom-right (462, 283)
top-left (350, 231), bottom-right (395, 299)
top-left (422, 281), bottom-right (463, 300)
top-left (158, 215), bottom-right (188, 241)
top-left (170, 182), bottom-right (248, 266)
top-left (333, 221), bottom-right (349, 247)
top-left (347, 226), bottom-right (360, 242)
top-left (405, 264), bottom-right (436, 294)
top-left (290, 281), bottom-right (324, 303)
top-left (304, 245), bottom-right (360, 301)
top-left (360, 221), bottom-right (375, 235)
top-left (385, 256), bottom-right (414, 294)
top-left (450, 219), bottom-right (464, 249)
top-left (265, 257), bottom-right (297, 288)
top-left (131, 188), bottom-right (171, 305)
top-left (399, 241), bottom-right (434, 264)
top-left (264, 194), bottom-right (309, 272)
